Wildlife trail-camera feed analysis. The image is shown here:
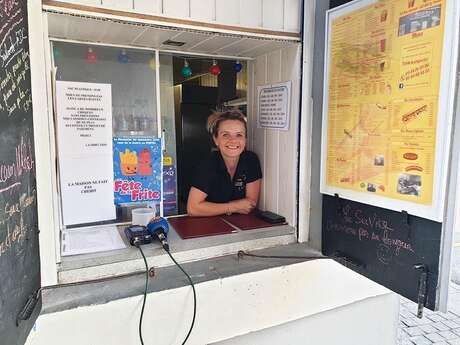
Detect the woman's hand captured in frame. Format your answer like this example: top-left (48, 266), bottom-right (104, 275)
top-left (229, 198), bottom-right (256, 214)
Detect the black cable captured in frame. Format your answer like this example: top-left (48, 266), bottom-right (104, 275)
top-left (164, 247), bottom-right (197, 345)
top-left (237, 250), bottom-right (331, 261)
top-left (136, 244), bottom-right (149, 345)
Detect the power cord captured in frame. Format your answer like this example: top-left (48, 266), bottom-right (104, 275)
top-left (237, 250), bottom-right (331, 261)
top-left (163, 246), bottom-right (197, 345)
top-left (136, 244), bottom-right (149, 345)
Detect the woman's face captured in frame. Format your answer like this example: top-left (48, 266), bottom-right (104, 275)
top-left (214, 119), bottom-right (246, 160)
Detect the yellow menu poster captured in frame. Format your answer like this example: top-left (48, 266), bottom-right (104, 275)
top-left (325, 0), bottom-right (446, 206)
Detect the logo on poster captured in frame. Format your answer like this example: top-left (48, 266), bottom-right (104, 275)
top-left (114, 179), bottom-right (160, 202)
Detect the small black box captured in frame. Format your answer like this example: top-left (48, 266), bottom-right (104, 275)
top-left (257, 211), bottom-right (286, 224)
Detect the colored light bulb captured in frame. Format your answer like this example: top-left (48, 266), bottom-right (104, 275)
top-left (209, 60), bottom-right (221, 76)
top-left (233, 61), bottom-right (242, 72)
top-left (181, 60), bottom-right (192, 77)
top-left (86, 47), bottom-right (97, 64)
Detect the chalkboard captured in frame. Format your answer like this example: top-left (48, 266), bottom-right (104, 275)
top-left (323, 195), bottom-right (441, 310)
top-left (0, 1), bottom-right (41, 344)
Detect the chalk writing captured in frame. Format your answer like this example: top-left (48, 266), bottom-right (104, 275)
top-left (0, 135), bottom-right (35, 191)
top-left (0, 0), bottom-right (19, 19)
top-left (327, 202), bottom-right (415, 265)
top-left (0, 212), bottom-right (28, 257)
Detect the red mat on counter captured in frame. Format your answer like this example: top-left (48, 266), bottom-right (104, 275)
top-left (221, 212), bottom-right (287, 230)
top-left (167, 216), bottom-right (235, 239)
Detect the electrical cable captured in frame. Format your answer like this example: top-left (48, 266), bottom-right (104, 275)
top-left (237, 250), bottom-right (332, 261)
top-left (136, 244), bottom-right (149, 345)
top-left (163, 247), bottom-right (197, 345)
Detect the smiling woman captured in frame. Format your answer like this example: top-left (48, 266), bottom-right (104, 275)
top-left (187, 109), bottom-right (262, 217)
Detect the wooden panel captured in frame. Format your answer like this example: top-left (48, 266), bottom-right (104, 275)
top-left (264, 50), bottom-right (282, 213)
top-left (57, 0), bottom-right (101, 5)
top-left (133, 0), bottom-right (162, 14)
top-left (102, 0), bottom-right (133, 10)
top-left (253, 56), bottom-right (267, 210)
top-left (133, 27), bottom-right (178, 47)
top-left (239, 0), bottom-right (262, 28)
top-left (189, 36), bottom-right (241, 53)
top-left (284, 0), bottom-right (300, 32)
top-left (190, 0), bottom-right (215, 22)
top-left (279, 45), bottom-right (300, 225)
top-left (262, 0), bottom-right (284, 30)
top-left (163, 0), bottom-right (190, 19)
top-left (216, 0), bottom-right (239, 25)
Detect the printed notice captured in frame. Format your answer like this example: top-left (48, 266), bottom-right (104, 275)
top-left (56, 81), bottom-right (113, 156)
top-left (257, 82), bottom-right (291, 130)
top-left (55, 81), bottom-right (115, 225)
top-left (322, 0), bottom-right (449, 218)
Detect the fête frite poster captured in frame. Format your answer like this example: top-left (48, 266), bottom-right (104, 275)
top-left (321, 0), bottom-right (457, 221)
top-left (113, 137), bottom-right (161, 204)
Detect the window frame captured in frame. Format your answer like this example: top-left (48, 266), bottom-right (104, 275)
top-left (33, 7), bottom-right (302, 286)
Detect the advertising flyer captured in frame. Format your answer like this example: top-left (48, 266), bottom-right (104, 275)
top-left (113, 137), bottom-right (162, 205)
top-left (321, 0), bottom-right (455, 220)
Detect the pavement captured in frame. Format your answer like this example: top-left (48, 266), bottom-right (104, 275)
top-left (398, 233), bottom-right (460, 345)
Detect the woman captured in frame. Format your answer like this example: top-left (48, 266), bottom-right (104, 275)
top-left (187, 109), bottom-right (262, 216)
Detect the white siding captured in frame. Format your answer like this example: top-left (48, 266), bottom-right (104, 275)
top-left (101, 0), bottom-right (133, 10)
top-left (190, 0), bottom-right (216, 22)
top-left (51, 0), bottom-right (302, 33)
top-left (262, 0), bottom-right (284, 30)
top-left (133, 0), bottom-right (162, 14)
top-left (162, 0), bottom-right (191, 19)
top-left (249, 44), bottom-right (300, 225)
top-left (239, 0), bottom-right (263, 28)
top-left (216, 0), bottom-right (239, 25)
top-left (284, 0), bottom-right (301, 32)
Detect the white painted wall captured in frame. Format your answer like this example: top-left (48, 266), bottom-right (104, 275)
top-left (53, 0), bottom-right (302, 33)
top-left (26, 260), bottom-right (398, 345)
top-left (248, 44), bottom-right (301, 227)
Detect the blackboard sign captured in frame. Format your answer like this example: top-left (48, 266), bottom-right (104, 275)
top-left (0, 1), bottom-right (41, 344)
top-left (323, 195), bottom-right (441, 310)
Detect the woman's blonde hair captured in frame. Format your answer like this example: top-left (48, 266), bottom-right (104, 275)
top-left (206, 109), bottom-right (247, 138)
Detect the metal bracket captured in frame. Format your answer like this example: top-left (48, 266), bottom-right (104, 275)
top-left (414, 264), bottom-right (428, 319)
top-left (334, 193), bottom-right (342, 214)
top-left (16, 289), bottom-right (41, 326)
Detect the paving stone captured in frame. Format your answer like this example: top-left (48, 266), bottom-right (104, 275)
top-left (431, 342), bottom-right (449, 345)
top-left (405, 327), bottom-right (425, 337)
top-left (399, 340), bottom-right (413, 345)
top-left (409, 335), bottom-right (434, 345)
top-left (425, 332), bottom-right (447, 342)
top-left (420, 324), bottom-right (439, 334)
top-left (443, 320), bottom-right (460, 329)
top-left (440, 331), bottom-right (459, 340)
top-left (451, 328), bottom-right (460, 337)
top-left (429, 314), bottom-right (447, 322)
top-left (401, 309), bottom-right (415, 318)
top-left (433, 322), bottom-right (452, 331)
top-left (445, 312), bottom-right (460, 320)
top-left (417, 317), bottom-right (434, 325)
top-left (404, 318), bottom-right (422, 327)
top-left (447, 340), bottom-right (460, 345)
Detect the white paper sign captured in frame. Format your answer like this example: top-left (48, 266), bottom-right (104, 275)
top-left (257, 81), bottom-right (291, 130)
top-left (59, 155), bottom-right (116, 225)
top-left (56, 81), bottom-right (113, 156)
top-left (55, 81), bottom-right (115, 225)
top-left (61, 225), bottom-right (126, 256)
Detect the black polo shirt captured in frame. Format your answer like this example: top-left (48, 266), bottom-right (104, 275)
top-left (191, 150), bottom-right (262, 203)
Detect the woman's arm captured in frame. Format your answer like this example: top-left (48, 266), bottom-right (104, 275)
top-left (245, 179), bottom-right (261, 204)
top-left (187, 187), bottom-right (255, 216)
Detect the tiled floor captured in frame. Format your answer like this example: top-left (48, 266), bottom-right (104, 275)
top-left (398, 283), bottom-right (460, 345)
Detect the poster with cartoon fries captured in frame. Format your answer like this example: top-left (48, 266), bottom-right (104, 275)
top-left (113, 137), bottom-right (161, 205)
top-left (321, 0), bottom-right (458, 221)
